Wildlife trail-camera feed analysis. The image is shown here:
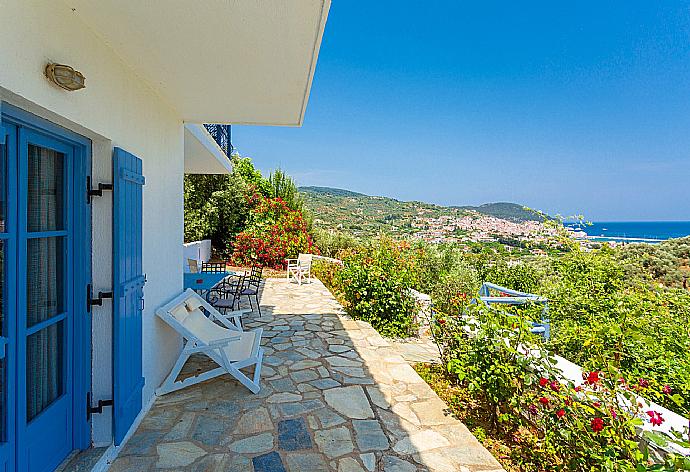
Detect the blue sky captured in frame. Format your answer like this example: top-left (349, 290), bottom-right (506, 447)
top-left (233, 1), bottom-right (690, 221)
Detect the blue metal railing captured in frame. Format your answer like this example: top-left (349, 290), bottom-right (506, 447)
top-left (474, 282), bottom-right (551, 339)
top-left (204, 124), bottom-right (234, 157)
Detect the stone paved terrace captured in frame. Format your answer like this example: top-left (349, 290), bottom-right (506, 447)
top-left (109, 278), bottom-right (503, 472)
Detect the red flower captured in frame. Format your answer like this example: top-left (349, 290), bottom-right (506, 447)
top-left (528, 404), bottom-right (538, 415)
top-left (550, 381), bottom-right (561, 392)
top-left (574, 385), bottom-right (582, 392)
top-left (438, 318), bottom-right (446, 325)
top-left (610, 408), bottom-right (617, 419)
top-left (662, 385), bottom-right (672, 395)
top-left (556, 409), bottom-right (566, 419)
top-left (585, 371), bottom-right (600, 385)
top-left (593, 402), bottom-right (601, 408)
top-left (638, 378), bottom-right (649, 388)
top-left (539, 397), bottom-right (549, 406)
top-left (590, 417), bottom-right (604, 433)
top-left (647, 410), bottom-right (664, 426)
top-left (539, 377), bottom-right (549, 388)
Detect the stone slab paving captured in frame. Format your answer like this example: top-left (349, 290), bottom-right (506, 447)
top-left (108, 278), bottom-right (503, 472)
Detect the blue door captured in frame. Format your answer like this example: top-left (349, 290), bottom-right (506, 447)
top-left (0, 121), bottom-right (18, 472)
top-left (0, 105), bottom-right (91, 472)
top-left (112, 148), bottom-right (145, 445)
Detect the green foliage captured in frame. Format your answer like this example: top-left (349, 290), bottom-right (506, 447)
top-left (432, 304), bottom-right (689, 471)
top-left (183, 172), bottom-right (250, 254)
top-left (231, 155), bottom-right (271, 197)
top-left (184, 155), bottom-right (316, 259)
top-left (267, 168), bottom-right (303, 211)
top-left (231, 195), bottom-right (317, 269)
top-left (336, 238), bottom-right (417, 337)
top-left (615, 236), bottom-right (690, 289)
top-left (312, 228), bottom-right (361, 258)
top-left (543, 246), bottom-right (690, 415)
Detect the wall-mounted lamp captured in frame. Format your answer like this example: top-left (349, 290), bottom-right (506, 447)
top-left (45, 63), bottom-right (85, 91)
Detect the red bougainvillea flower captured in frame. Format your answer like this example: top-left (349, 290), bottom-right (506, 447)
top-left (585, 371), bottom-right (600, 385)
top-left (593, 402), bottom-right (601, 408)
top-left (638, 378), bottom-right (650, 388)
top-left (662, 385), bottom-right (672, 395)
top-left (550, 381), bottom-right (561, 392)
top-left (574, 385), bottom-right (582, 392)
top-left (539, 377), bottom-right (549, 388)
top-left (610, 408), bottom-right (617, 419)
top-left (647, 410), bottom-right (664, 426)
top-left (528, 404), bottom-right (538, 415)
top-left (564, 398), bottom-right (572, 406)
top-left (438, 318), bottom-right (446, 325)
top-left (556, 409), bottom-right (566, 419)
top-left (539, 397), bottom-right (549, 406)
top-left (590, 417), bottom-right (604, 433)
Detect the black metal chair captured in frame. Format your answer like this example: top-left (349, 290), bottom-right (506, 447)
top-left (207, 274), bottom-right (246, 327)
top-left (238, 266), bottom-right (263, 315)
top-left (201, 261), bottom-right (227, 273)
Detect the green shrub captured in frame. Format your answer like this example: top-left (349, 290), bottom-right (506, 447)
top-left (432, 304), bottom-right (690, 471)
top-left (337, 238), bottom-right (417, 337)
top-left (312, 229), bottom-right (361, 259)
top-left (231, 195), bottom-right (317, 269)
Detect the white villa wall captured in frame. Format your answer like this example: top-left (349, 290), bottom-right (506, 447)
top-left (183, 240), bottom-right (213, 272)
top-left (1, 0), bottom-right (185, 445)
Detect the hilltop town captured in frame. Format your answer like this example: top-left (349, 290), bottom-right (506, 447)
top-left (300, 186), bottom-right (574, 254)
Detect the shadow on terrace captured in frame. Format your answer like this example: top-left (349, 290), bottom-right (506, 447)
top-left (108, 278), bottom-right (503, 472)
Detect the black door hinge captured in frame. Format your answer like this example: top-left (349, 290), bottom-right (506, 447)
top-left (87, 176), bottom-right (113, 203)
top-left (87, 392), bottom-right (114, 421)
top-left (87, 284), bottom-right (113, 312)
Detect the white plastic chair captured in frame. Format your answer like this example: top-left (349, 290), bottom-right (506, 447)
top-left (286, 253), bottom-right (313, 285)
top-left (155, 289), bottom-right (264, 395)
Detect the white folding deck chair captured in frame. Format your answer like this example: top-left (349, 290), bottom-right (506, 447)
top-left (155, 289), bottom-right (264, 395)
top-left (286, 253), bottom-right (313, 285)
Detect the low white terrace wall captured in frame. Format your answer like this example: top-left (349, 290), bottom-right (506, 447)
top-left (409, 288), bottom-right (433, 336)
top-left (183, 239), bottom-right (212, 272)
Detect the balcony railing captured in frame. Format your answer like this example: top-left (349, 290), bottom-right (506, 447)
top-left (204, 124), bottom-right (234, 157)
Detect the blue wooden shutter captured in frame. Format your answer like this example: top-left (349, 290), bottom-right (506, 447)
top-left (112, 147), bottom-right (146, 445)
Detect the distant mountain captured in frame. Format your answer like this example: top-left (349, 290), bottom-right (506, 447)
top-left (298, 186), bottom-right (543, 237)
top-left (457, 202), bottom-right (542, 222)
top-left (299, 186), bottom-right (366, 198)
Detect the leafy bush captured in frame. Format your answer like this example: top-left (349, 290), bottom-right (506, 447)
top-left (428, 263), bottom-right (480, 315)
top-left (184, 172), bottom-right (251, 256)
top-left (543, 246), bottom-right (690, 415)
top-left (336, 238), bottom-right (417, 337)
top-left (312, 229), bottom-right (361, 259)
top-left (432, 304), bottom-right (690, 471)
top-left (267, 168), bottom-right (303, 212)
top-left (184, 155), bottom-right (318, 260)
top-left (231, 195), bottom-right (317, 269)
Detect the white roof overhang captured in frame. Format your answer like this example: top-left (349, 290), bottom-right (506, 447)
top-left (184, 124), bottom-right (233, 174)
top-left (64, 0), bottom-right (330, 126)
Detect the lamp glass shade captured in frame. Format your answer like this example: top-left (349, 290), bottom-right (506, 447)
top-left (45, 63), bottom-right (85, 91)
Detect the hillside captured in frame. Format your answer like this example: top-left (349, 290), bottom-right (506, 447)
top-left (458, 202), bottom-right (541, 222)
top-left (299, 186), bottom-right (542, 238)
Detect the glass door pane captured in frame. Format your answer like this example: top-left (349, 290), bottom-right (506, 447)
top-left (24, 144), bottom-right (67, 421)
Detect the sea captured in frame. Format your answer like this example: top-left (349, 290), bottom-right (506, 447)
top-left (568, 221), bottom-right (690, 243)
